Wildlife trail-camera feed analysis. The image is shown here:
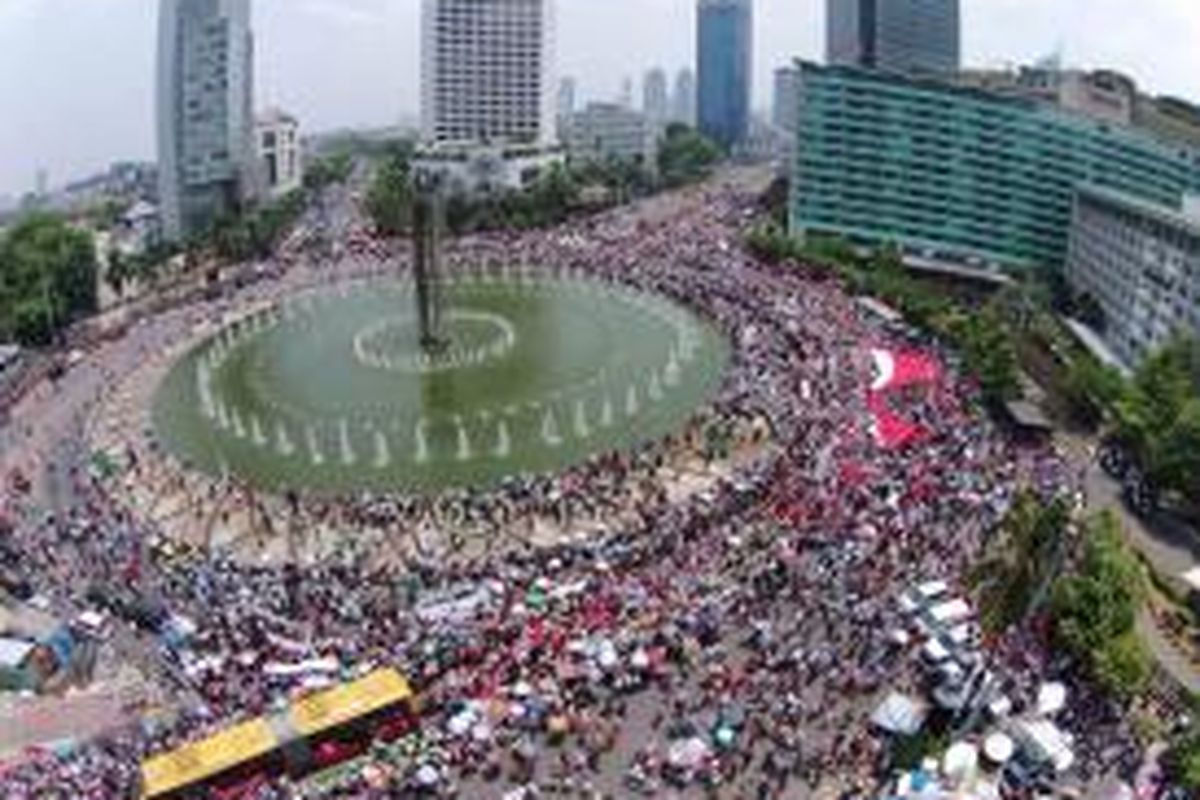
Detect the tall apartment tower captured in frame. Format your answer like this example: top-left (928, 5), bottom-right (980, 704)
top-left (156, 0), bottom-right (254, 241)
top-left (826, 0), bottom-right (960, 74)
top-left (421, 0), bottom-right (557, 146)
top-left (672, 68), bottom-right (697, 127)
top-left (643, 68), bottom-right (670, 127)
top-left (696, 0), bottom-right (752, 150)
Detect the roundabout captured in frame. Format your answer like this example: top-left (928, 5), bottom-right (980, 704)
top-left (151, 272), bottom-right (730, 493)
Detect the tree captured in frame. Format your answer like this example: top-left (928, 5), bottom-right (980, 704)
top-left (1167, 723), bottom-right (1200, 793)
top-left (975, 491), bottom-right (1070, 633)
top-left (364, 151), bottom-right (413, 237)
top-left (1157, 398), bottom-right (1200, 508)
top-left (658, 123), bottom-right (721, 187)
top-left (1090, 631), bottom-right (1150, 702)
top-left (0, 214), bottom-right (98, 345)
top-left (105, 247), bottom-right (129, 298)
top-left (1062, 354), bottom-right (1125, 428)
top-left (1052, 511), bottom-right (1149, 701)
top-left (1113, 337), bottom-right (1200, 503)
top-left (948, 306), bottom-right (1019, 405)
top-left (303, 152), bottom-right (355, 191)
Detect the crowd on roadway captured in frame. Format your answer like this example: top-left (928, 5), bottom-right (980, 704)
top-left (0, 177), bottom-right (1153, 798)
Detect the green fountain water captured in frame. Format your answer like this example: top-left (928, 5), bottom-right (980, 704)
top-left (152, 274), bottom-right (729, 493)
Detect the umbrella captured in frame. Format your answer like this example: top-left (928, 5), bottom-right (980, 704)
top-left (983, 732), bottom-right (1015, 765)
top-left (415, 764), bottom-right (440, 786)
top-left (668, 737), bottom-right (709, 769)
top-left (713, 725), bottom-right (736, 749)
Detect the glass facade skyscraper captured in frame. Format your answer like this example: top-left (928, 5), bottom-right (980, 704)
top-left (696, 0), bottom-right (752, 151)
top-left (789, 62), bottom-right (1200, 271)
top-left (156, 0), bottom-right (254, 241)
top-left (827, 0), bottom-right (959, 75)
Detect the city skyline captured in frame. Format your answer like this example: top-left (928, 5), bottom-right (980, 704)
top-left (3, 0), bottom-right (1200, 195)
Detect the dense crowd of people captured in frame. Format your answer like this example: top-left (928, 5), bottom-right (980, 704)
top-left (0, 175), bottom-right (1150, 798)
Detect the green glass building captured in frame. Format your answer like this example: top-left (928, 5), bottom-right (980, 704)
top-left (789, 61), bottom-right (1200, 271)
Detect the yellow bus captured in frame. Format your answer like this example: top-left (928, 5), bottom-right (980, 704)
top-left (141, 668), bottom-right (416, 799)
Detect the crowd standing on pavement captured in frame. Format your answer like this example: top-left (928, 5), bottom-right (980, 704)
top-left (0, 176), bottom-right (1152, 798)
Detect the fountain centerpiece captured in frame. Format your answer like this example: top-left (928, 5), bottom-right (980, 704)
top-left (151, 175), bottom-right (730, 494)
top-left (412, 170), bottom-right (447, 352)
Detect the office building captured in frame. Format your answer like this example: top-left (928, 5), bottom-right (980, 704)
top-left (565, 102), bottom-right (658, 168)
top-left (156, 0), bottom-right (255, 241)
top-left (255, 109), bottom-right (302, 199)
top-left (772, 65), bottom-right (800, 133)
top-left (697, 0), bottom-right (752, 150)
top-left (827, 0), bottom-right (959, 75)
top-left (789, 63), bottom-right (1200, 272)
top-left (420, 0), bottom-right (556, 146)
top-left (1066, 186), bottom-right (1200, 367)
top-left (619, 76), bottom-right (634, 109)
top-left (643, 68), bottom-right (670, 128)
top-left (557, 77), bottom-right (577, 121)
top-left (672, 68), bottom-right (697, 127)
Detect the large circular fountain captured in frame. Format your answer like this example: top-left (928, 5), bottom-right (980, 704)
top-left (152, 273), bottom-right (729, 493)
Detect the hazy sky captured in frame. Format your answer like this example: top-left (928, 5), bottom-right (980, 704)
top-left (2, 0), bottom-right (1199, 196)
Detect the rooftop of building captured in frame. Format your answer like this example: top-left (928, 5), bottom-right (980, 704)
top-left (256, 108), bottom-right (298, 127)
top-left (795, 60), bottom-right (1200, 160)
top-left (1078, 183), bottom-right (1200, 238)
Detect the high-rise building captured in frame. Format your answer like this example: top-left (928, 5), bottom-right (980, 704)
top-left (255, 109), bottom-right (302, 200)
top-left (642, 68), bottom-right (670, 128)
top-left (826, 0), bottom-right (959, 75)
top-left (156, 0), bottom-right (255, 241)
top-left (557, 76), bottom-right (577, 121)
top-left (618, 76), bottom-right (634, 109)
top-left (789, 62), bottom-right (1200, 272)
top-left (420, 0), bottom-right (556, 146)
top-left (696, 0), bottom-right (752, 150)
top-left (772, 65), bottom-right (800, 133)
top-left (672, 68), bottom-right (697, 126)
top-left (1066, 185), bottom-right (1200, 367)
top-left (565, 103), bottom-right (659, 169)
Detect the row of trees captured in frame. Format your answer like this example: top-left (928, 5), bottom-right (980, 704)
top-left (106, 152), bottom-right (356, 301)
top-left (363, 125), bottom-right (721, 239)
top-left (1168, 722), bottom-right (1200, 793)
top-left (972, 491), bottom-right (1070, 634)
top-left (1051, 511), bottom-right (1150, 701)
top-left (745, 226), bottom-right (1020, 405)
top-left (0, 214), bottom-right (98, 345)
top-left (1109, 339), bottom-right (1200, 509)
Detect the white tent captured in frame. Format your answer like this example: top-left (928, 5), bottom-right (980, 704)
top-left (1013, 719), bottom-right (1075, 773)
top-left (928, 598), bottom-right (973, 626)
top-left (870, 692), bottom-right (928, 736)
top-left (942, 741), bottom-right (979, 783)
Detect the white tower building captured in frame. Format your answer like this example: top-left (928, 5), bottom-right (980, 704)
top-left (421, 0), bottom-right (557, 147)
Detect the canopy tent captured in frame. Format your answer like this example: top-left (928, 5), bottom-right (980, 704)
top-left (870, 692), bottom-right (928, 736)
top-left (1035, 682), bottom-right (1067, 716)
top-left (1012, 719), bottom-right (1075, 774)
